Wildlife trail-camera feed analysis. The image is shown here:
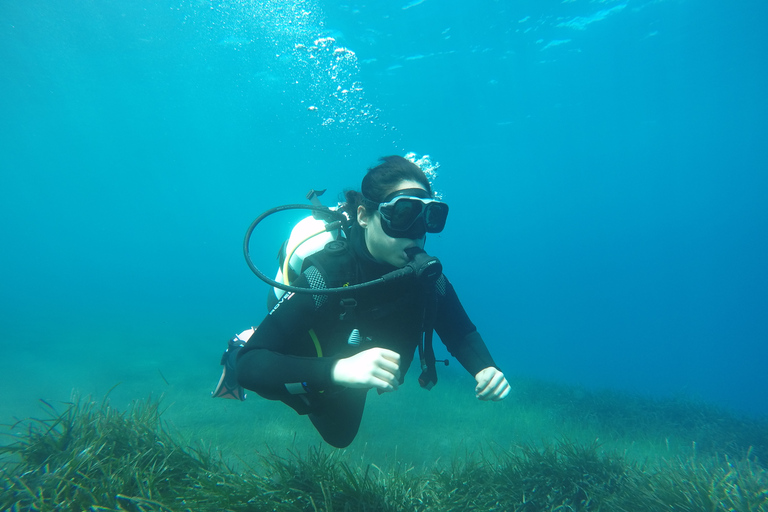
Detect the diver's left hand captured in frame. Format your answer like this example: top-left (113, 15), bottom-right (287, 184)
top-left (474, 367), bottom-right (510, 401)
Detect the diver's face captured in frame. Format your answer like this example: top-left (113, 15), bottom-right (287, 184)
top-left (358, 179), bottom-right (427, 268)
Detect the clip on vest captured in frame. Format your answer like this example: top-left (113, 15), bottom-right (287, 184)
top-left (339, 298), bottom-right (357, 321)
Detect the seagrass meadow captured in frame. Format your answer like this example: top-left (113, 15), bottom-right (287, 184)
top-left (2, 376), bottom-right (767, 512)
top-left (4, 0), bottom-right (768, 509)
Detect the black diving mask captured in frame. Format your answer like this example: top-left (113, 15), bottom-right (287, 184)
top-left (366, 188), bottom-right (449, 239)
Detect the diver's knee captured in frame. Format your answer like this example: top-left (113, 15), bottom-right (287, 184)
top-left (309, 413), bottom-right (359, 448)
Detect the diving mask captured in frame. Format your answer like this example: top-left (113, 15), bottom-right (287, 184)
top-left (366, 188), bottom-right (449, 239)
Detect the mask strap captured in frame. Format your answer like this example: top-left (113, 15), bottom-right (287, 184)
top-left (382, 188), bottom-right (431, 202)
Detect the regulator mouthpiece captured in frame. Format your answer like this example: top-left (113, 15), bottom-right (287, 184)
top-left (404, 247), bottom-right (443, 283)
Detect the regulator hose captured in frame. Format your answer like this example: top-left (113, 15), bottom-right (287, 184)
top-left (243, 204), bottom-right (442, 295)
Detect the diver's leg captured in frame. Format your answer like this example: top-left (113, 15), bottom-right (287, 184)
top-left (308, 388), bottom-right (368, 448)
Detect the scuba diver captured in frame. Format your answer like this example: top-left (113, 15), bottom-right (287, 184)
top-left (213, 155), bottom-right (510, 448)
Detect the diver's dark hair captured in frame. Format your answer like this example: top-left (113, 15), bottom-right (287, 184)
top-left (344, 155), bottom-right (432, 211)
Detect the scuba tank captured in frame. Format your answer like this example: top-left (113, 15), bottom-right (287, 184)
top-left (271, 192), bottom-right (347, 302)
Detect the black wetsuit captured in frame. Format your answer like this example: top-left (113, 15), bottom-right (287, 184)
top-left (236, 224), bottom-right (499, 447)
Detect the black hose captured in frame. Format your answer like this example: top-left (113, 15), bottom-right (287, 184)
top-left (243, 204), bottom-right (425, 295)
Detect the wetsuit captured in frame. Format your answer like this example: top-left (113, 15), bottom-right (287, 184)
top-left (236, 224), bottom-right (499, 447)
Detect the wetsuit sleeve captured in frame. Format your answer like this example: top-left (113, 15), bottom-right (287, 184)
top-left (236, 269), bottom-right (338, 397)
top-left (434, 276), bottom-right (500, 377)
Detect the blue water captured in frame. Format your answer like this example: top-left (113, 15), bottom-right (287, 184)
top-left (1, 0), bottom-right (767, 422)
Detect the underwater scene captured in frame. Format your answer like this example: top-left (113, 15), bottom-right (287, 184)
top-left (1, 0), bottom-right (767, 510)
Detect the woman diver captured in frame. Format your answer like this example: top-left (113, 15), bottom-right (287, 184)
top-left (233, 155), bottom-right (510, 448)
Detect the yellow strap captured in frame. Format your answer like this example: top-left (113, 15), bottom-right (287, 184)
top-left (282, 225), bottom-right (328, 286)
top-left (308, 329), bottom-right (323, 357)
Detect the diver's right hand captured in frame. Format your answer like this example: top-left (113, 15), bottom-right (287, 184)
top-left (331, 348), bottom-right (401, 392)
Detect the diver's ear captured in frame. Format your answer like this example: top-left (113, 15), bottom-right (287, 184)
top-left (357, 205), bottom-right (370, 228)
